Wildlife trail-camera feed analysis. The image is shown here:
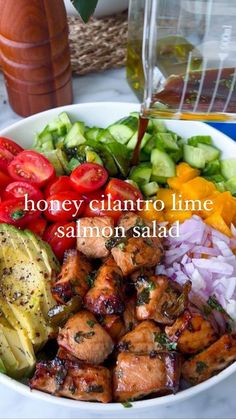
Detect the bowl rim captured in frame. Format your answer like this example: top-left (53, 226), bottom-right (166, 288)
top-left (0, 101), bottom-right (236, 411)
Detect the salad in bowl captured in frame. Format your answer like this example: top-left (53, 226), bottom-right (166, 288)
top-left (0, 103), bottom-right (236, 409)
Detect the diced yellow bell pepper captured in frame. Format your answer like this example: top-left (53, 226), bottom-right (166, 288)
top-left (200, 191), bottom-right (221, 219)
top-left (232, 197), bottom-right (236, 225)
top-left (205, 212), bottom-right (232, 237)
top-left (168, 163), bottom-right (200, 191)
top-left (200, 191), bottom-right (236, 225)
top-left (167, 177), bottom-right (183, 191)
top-left (139, 201), bottom-right (165, 222)
top-left (180, 177), bottom-right (216, 200)
top-left (156, 188), bottom-right (175, 210)
top-left (214, 192), bottom-right (236, 225)
top-left (176, 162), bottom-right (200, 180)
top-left (164, 209), bottom-right (192, 223)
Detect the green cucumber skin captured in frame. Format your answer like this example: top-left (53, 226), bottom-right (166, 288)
top-left (183, 144), bottom-right (206, 169)
top-left (221, 159), bottom-right (236, 180)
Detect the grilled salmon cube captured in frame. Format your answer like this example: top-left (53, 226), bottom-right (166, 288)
top-left (52, 250), bottom-right (92, 304)
top-left (118, 213), bottom-right (146, 231)
top-left (57, 347), bottom-right (79, 362)
top-left (101, 315), bottom-right (126, 342)
top-left (77, 216), bottom-right (114, 259)
top-left (111, 236), bottom-right (163, 276)
top-left (165, 310), bottom-right (218, 354)
top-left (182, 334), bottom-right (236, 385)
top-left (85, 257), bottom-right (125, 315)
top-left (122, 296), bottom-right (139, 332)
top-left (58, 311), bottom-right (114, 365)
top-left (117, 320), bottom-right (161, 353)
top-left (30, 358), bottom-right (112, 403)
top-left (113, 352), bottom-right (181, 401)
top-left (136, 275), bottom-right (190, 325)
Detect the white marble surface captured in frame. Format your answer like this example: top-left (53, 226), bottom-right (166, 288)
top-left (0, 68), bottom-right (236, 419)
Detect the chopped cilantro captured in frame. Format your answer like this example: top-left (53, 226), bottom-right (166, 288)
top-left (86, 271), bottom-right (96, 288)
top-left (136, 279), bottom-right (156, 306)
top-left (86, 384), bottom-right (104, 393)
top-left (148, 280), bottom-right (156, 291)
top-left (117, 368), bottom-right (123, 379)
top-left (11, 209), bottom-right (25, 221)
top-left (153, 332), bottom-right (177, 351)
top-left (87, 320), bottom-right (95, 328)
top-left (136, 288), bottom-right (150, 306)
top-left (207, 296), bottom-right (225, 313)
top-left (122, 401), bottom-right (133, 408)
top-left (74, 331), bottom-right (95, 343)
top-left (117, 242), bottom-right (126, 251)
top-left (196, 361), bottom-right (208, 374)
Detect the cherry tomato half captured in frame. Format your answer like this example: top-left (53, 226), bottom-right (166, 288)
top-left (44, 176), bottom-right (74, 198)
top-left (43, 222), bottom-right (76, 261)
top-left (3, 181), bottom-right (43, 201)
top-left (0, 147), bottom-right (15, 171)
top-left (0, 171), bottom-right (12, 191)
top-left (26, 216), bottom-right (47, 237)
top-left (0, 198), bottom-right (40, 228)
top-left (83, 199), bottom-right (122, 223)
top-left (82, 189), bottom-right (106, 204)
top-left (0, 138), bottom-right (23, 172)
top-left (8, 150), bottom-right (55, 187)
top-left (45, 191), bottom-right (84, 222)
top-left (0, 137), bottom-right (23, 156)
top-left (105, 179), bottom-right (143, 210)
top-left (70, 163), bottom-right (108, 194)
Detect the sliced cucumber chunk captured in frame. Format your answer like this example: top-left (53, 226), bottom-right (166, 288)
top-left (97, 129), bottom-right (114, 143)
top-left (139, 150), bottom-right (150, 162)
top-left (197, 143), bottom-right (220, 162)
top-left (34, 127), bottom-right (54, 151)
top-left (202, 159), bottom-right (221, 176)
top-left (56, 149), bottom-right (70, 174)
top-left (105, 142), bottom-right (130, 177)
top-left (86, 150), bottom-right (103, 166)
top-left (141, 181), bottom-right (159, 197)
top-left (108, 124), bottom-right (134, 144)
top-left (215, 182), bottom-right (226, 192)
top-left (129, 163), bottom-right (152, 185)
top-left (85, 127), bottom-right (102, 141)
top-left (113, 115), bottom-right (138, 132)
top-left (204, 174), bottom-right (225, 183)
top-left (64, 122), bottom-right (86, 148)
top-left (225, 176), bottom-right (236, 195)
top-left (68, 158), bottom-right (81, 172)
top-left (151, 149), bottom-right (176, 178)
top-left (143, 136), bottom-right (157, 155)
top-left (42, 150), bottom-right (64, 175)
top-left (150, 174), bottom-right (167, 184)
top-left (188, 135), bottom-right (212, 146)
top-left (148, 119), bottom-right (167, 134)
top-left (183, 144), bottom-right (206, 169)
top-left (221, 158), bottom-right (236, 180)
top-left (169, 146), bottom-right (183, 163)
top-left (127, 132), bottom-right (151, 150)
top-left (47, 112), bottom-right (72, 136)
top-left (155, 133), bottom-right (179, 152)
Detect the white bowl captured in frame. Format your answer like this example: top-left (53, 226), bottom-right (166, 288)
top-left (0, 102), bottom-right (236, 413)
top-left (64, 0), bottom-right (129, 18)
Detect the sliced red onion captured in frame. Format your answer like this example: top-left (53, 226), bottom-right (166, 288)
top-left (157, 215), bottom-right (236, 326)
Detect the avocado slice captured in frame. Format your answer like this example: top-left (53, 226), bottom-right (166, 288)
top-left (0, 318), bottom-right (35, 378)
top-left (0, 224), bottom-right (59, 351)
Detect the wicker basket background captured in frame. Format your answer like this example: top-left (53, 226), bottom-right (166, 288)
top-left (68, 12), bottom-right (128, 75)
